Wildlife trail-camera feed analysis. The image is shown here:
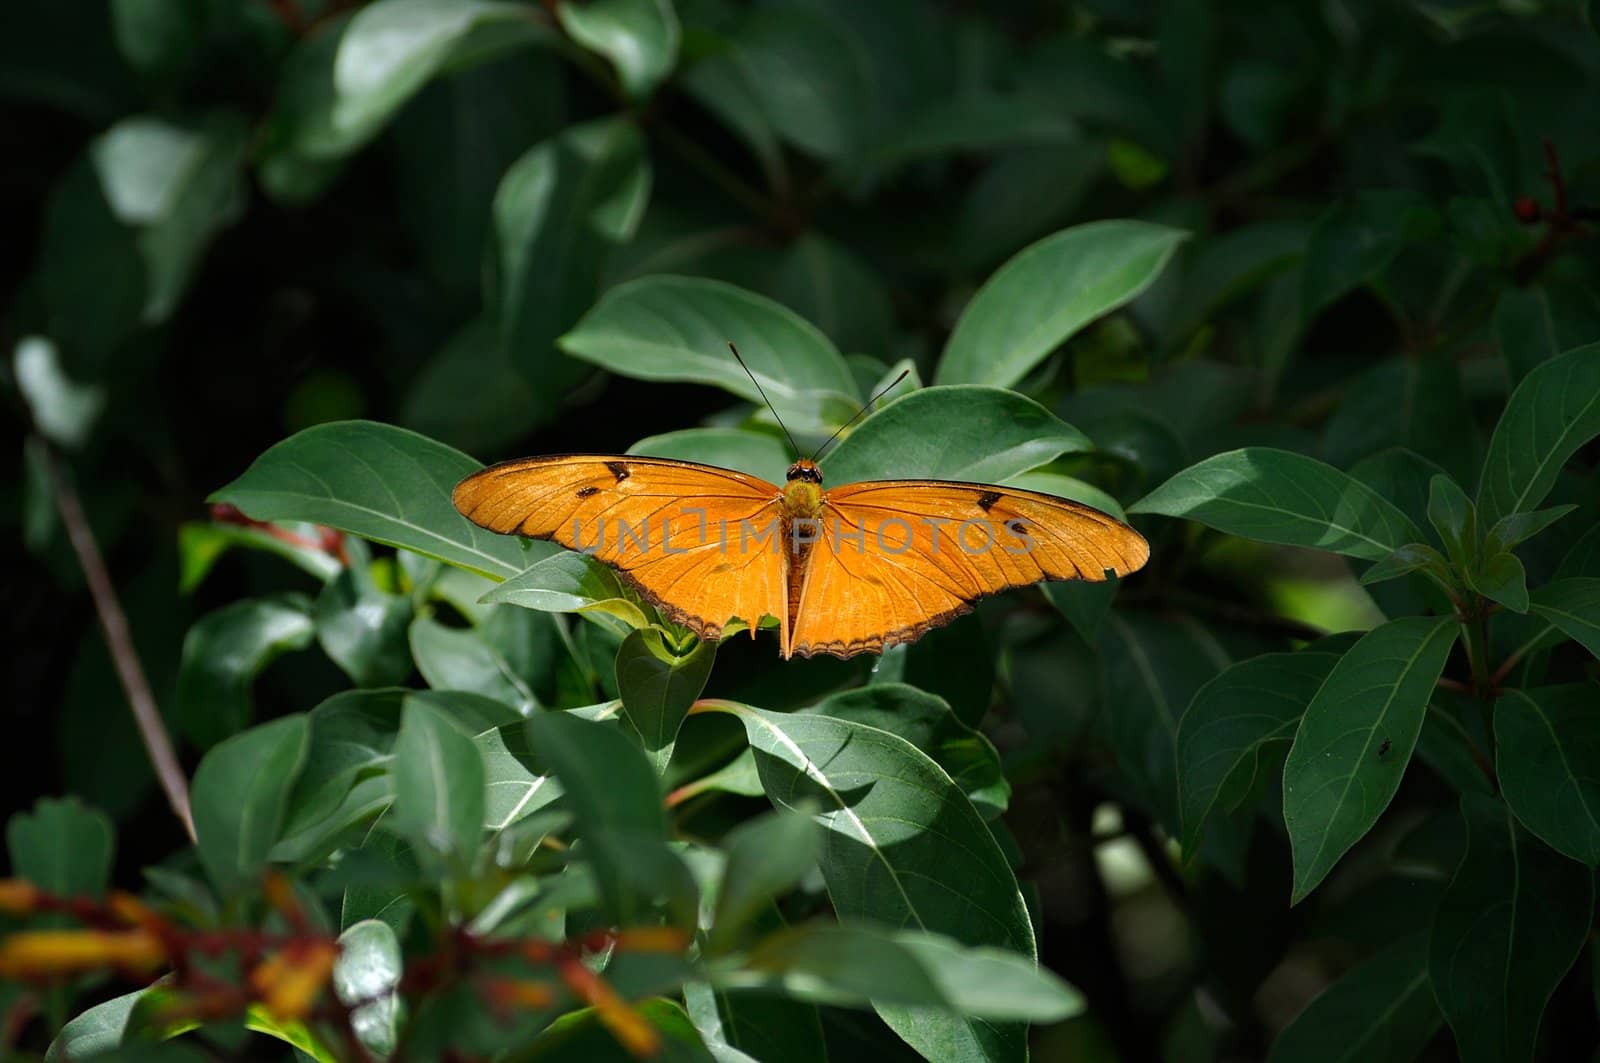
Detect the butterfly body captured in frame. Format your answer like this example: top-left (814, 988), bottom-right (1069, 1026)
top-left (453, 453), bottom-right (1148, 659)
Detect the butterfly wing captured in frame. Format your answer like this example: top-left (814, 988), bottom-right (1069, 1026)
top-left (453, 455), bottom-right (787, 642)
top-left (789, 479), bottom-right (1149, 658)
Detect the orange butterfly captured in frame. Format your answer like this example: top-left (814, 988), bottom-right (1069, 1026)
top-left (453, 352), bottom-right (1148, 659)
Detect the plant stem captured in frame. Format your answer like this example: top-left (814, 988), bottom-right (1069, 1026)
top-left (1460, 596), bottom-right (1493, 699)
top-left (42, 440), bottom-right (195, 841)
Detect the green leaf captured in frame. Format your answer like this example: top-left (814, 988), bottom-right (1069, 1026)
top-left (522, 711), bottom-right (696, 926)
top-left (954, 143), bottom-right (1103, 272)
top-left (333, 920), bottom-right (403, 1058)
top-left (1426, 474), bottom-right (1477, 571)
top-left (178, 520), bottom-right (343, 592)
top-left (110, 0), bottom-right (202, 82)
top-left (1177, 652), bottom-right (1339, 858)
top-left (409, 615), bottom-right (538, 716)
top-left (494, 117), bottom-right (651, 399)
top-left (629, 427), bottom-right (793, 485)
top-left (616, 629), bottom-right (715, 772)
top-left (723, 924), bottom-right (1081, 1023)
top-left (333, 0), bottom-right (549, 146)
top-left (683, 980), bottom-right (824, 1063)
top-left (557, 0), bottom-right (679, 99)
top-left (6, 797), bottom-right (114, 899)
top-left (175, 595), bottom-right (315, 749)
top-left (1101, 612), bottom-right (1230, 834)
top-left (812, 683), bottom-right (1010, 819)
top-left (391, 697), bottom-right (487, 870)
top-left (1529, 578), bottom-right (1600, 660)
top-left (769, 235), bottom-right (897, 357)
top-left (400, 318), bottom-right (546, 458)
top-left (13, 335), bottom-right (105, 449)
top-left (37, 160), bottom-right (146, 368)
top-left (45, 988), bottom-right (148, 1062)
top-left (711, 702), bottom-right (1033, 1061)
top-left (316, 567), bottom-right (414, 687)
top-left (192, 714), bottom-right (311, 893)
top-left (1283, 616), bottom-right (1458, 902)
top-left (821, 386), bottom-right (1092, 486)
top-left (937, 220), bottom-right (1187, 388)
top-left (1265, 934), bottom-right (1441, 1063)
top-left (710, 809), bottom-right (820, 951)
top-left (1429, 792), bottom-right (1593, 1063)
top-left (1476, 343), bottom-right (1600, 528)
top-left (1471, 552), bottom-right (1528, 614)
top-left (1130, 447), bottom-right (1420, 561)
top-left (1484, 504), bottom-right (1577, 557)
top-left (480, 552), bottom-right (651, 635)
top-left (1495, 686), bottom-right (1600, 867)
top-left (1359, 543), bottom-right (1452, 588)
top-left (524, 997), bottom-right (717, 1061)
top-left (1300, 190), bottom-right (1440, 318)
top-left (211, 421), bottom-right (549, 581)
top-left (560, 275), bottom-right (859, 434)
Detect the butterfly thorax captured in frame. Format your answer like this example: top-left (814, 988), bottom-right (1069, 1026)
top-left (782, 461), bottom-right (825, 521)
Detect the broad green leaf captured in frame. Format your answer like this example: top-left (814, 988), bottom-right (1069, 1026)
top-left (523, 997), bottom-right (717, 1061)
top-left (333, 0), bottom-right (549, 144)
top-left (1429, 792), bottom-right (1592, 1063)
top-left (1265, 934), bottom-right (1440, 1063)
top-left (1101, 612), bottom-right (1231, 834)
top-left (316, 567), bottom-right (414, 687)
top-left (37, 160), bottom-right (146, 368)
top-left (1484, 504), bottom-right (1576, 557)
top-left (192, 714), bottom-right (311, 893)
top-left (711, 702), bottom-right (1033, 1061)
top-left (822, 386), bottom-right (1092, 486)
top-left (683, 980), bottom-right (824, 1063)
top-left (110, 0), bottom-right (201, 82)
top-left (937, 220), bottom-right (1187, 387)
top-left (1471, 552), bottom-right (1528, 614)
top-left (557, 0), bottom-right (679, 99)
top-left (616, 629), bottom-right (715, 772)
top-left (1426, 474), bottom-right (1477, 571)
top-left (709, 809), bottom-right (820, 951)
top-left (45, 988), bottom-right (149, 1062)
top-left (1347, 447), bottom-right (1447, 537)
top-left (175, 594), bottom-right (315, 749)
top-left (1177, 652), bottom-right (1338, 858)
top-left (211, 421), bottom-right (548, 581)
top-left (954, 143), bottom-right (1102, 271)
top-left (1495, 686), bottom-right (1600, 867)
top-left (1476, 343), bottom-right (1600, 527)
top-left (769, 234), bottom-right (896, 357)
top-left (480, 552), bottom-right (651, 634)
top-left (812, 683), bottom-right (1009, 819)
top-left (560, 275), bottom-right (859, 433)
top-left (722, 924), bottom-right (1081, 1023)
top-left (1359, 544), bottom-right (1452, 588)
top-left (409, 615), bottom-right (538, 716)
top-left (7, 797), bottom-right (114, 899)
top-left (1528, 578), bottom-right (1600, 660)
top-left (1300, 190), bottom-right (1440, 318)
top-left (629, 427), bottom-right (793, 485)
top-left (400, 318), bottom-right (545, 458)
top-left (1130, 447), bottom-right (1420, 561)
top-left (1283, 616), bottom-right (1457, 902)
top-left (494, 117), bottom-right (651, 397)
top-left (391, 697), bottom-right (487, 869)
top-left (334, 920), bottom-right (403, 1058)
top-left (522, 711), bottom-right (696, 926)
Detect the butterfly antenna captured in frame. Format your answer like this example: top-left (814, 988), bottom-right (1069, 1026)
top-left (811, 368), bottom-right (910, 463)
top-left (728, 342), bottom-right (802, 457)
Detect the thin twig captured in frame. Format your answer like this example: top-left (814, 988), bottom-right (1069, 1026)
top-left (41, 442), bottom-right (195, 841)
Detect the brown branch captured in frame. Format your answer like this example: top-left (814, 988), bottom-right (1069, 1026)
top-left (42, 443), bottom-right (195, 841)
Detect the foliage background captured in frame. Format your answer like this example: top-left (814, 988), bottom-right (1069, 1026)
top-left (5, 0), bottom-right (1600, 1060)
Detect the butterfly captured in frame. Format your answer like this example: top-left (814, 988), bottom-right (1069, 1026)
top-left (452, 348), bottom-right (1149, 659)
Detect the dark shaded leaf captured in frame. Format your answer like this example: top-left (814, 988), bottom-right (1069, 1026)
top-left (1495, 686), bottom-right (1600, 867)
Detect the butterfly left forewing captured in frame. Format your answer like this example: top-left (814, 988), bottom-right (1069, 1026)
top-left (453, 455), bottom-right (788, 642)
top-left (788, 479), bottom-right (1148, 658)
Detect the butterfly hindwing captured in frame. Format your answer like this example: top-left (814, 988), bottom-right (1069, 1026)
top-left (789, 480), bottom-right (1149, 658)
top-left (453, 456), bottom-right (787, 641)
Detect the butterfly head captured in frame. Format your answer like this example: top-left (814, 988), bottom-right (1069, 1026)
top-left (786, 459), bottom-right (824, 485)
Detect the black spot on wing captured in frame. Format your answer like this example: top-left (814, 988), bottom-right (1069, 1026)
top-left (576, 486), bottom-right (600, 499)
top-left (977, 490), bottom-right (1002, 511)
top-left (605, 461), bottom-right (630, 482)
